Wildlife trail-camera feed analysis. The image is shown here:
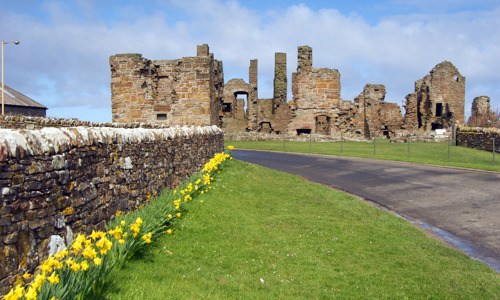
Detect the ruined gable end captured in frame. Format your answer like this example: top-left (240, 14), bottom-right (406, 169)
top-left (403, 61), bottom-right (465, 131)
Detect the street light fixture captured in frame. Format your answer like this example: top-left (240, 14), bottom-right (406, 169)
top-left (2, 40), bottom-right (20, 115)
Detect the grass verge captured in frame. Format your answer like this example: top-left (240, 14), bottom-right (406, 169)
top-left (103, 159), bottom-right (500, 299)
top-left (225, 139), bottom-right (500, 172)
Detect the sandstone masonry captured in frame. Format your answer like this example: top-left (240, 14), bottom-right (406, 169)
top-left (111, 44), bottom-right (476, 141)
top-left (110, 44), bottom-right (223, 126)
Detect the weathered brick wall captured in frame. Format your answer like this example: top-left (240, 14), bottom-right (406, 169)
top-left (0, 125), bottom-right (223, 292)
top-left (456, 126), bottom-right (500, 153)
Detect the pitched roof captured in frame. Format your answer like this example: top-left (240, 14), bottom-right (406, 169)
top-left (0, 83), bottom-right (47, 109)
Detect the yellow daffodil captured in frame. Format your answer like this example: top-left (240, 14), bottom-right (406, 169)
top-left (4, 284), bottom-right (24, 300)
top-left (177, 213), bottom-right (181, 218)
top-left (82, 246), bottom-right (97, 259)
top-left (167, 229), bottom-right (172, 234)
top-left (47, 272), bottom-right (60, 284)
top-left (81, 260), bottom-right (90, 271)
top-left (70, 262), bottom-right (81, 272)
top-left (121, 220), bottom-right (126, 226)
top-left (24, 286), bottom-right (37, 300)
top-left (54, 248), bottom-right (68, 260)
top-left (93, 257), bottom-right (102, 266)
top-left (31, 273), bottom-right (46, 291)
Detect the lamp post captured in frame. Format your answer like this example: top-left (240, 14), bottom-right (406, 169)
top-left (2, 40), bottom-right (20, 115)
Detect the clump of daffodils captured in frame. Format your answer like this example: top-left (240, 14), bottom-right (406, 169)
top-left (4, 217), bottom-right (152, 300)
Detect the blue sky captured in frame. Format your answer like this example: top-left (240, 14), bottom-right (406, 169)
top-left (2, 0), bottom-right (500, 122)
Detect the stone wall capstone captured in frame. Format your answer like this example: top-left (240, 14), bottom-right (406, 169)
top-left (0, 124), bottom-right (223, 292)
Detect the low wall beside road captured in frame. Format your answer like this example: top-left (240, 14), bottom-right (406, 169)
top-left (0, 124), bottom-right (224, 292)
top-left (456, 125), bottom-right (500, 153)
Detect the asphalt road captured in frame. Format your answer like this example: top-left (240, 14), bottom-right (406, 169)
top-left (233, 149), bottom-right (500, 268)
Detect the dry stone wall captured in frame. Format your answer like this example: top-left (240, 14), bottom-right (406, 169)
top-left (456, 125), bottom-right (500, 153)
top-left (0, 125), bottom-right (223, 292)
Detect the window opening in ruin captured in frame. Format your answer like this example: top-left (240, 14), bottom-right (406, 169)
top-left (259, 122), bottom-right (272, 133)
top-left (383, 130), bottom-right (389, 138)
top-left (296, 128), bottom-right (311, 135)
top-left (234, 92), bottom-right (248, 118)
top-left (374, 89), bottom-right (379, 92)
top-left (435, 103), bottom-right (443, 117)
top-left (454, 76), bottom-right (459, 82)
top-left (222, 103), bottom-right (232, 114)
top-left (315, 115), bottom-right (331, 135)
top-left (431, 123), bottom-right (443, 130)
top-left (157, 113), bottom-right (167, 121)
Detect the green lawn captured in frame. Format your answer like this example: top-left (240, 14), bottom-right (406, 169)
top-left (225, 139), bottom-right (500, 172)
top-left (103, 159), bottom-right (500, 299)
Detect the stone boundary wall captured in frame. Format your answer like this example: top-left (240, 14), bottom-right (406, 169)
top-left (0, 115), bottom-right (174, 130)
top-left (225, 131), bottom-right (450, 143)
top-left (456, 125), bottom-right (500, 153)
top-left (0, 125), bottom-right (223, 292)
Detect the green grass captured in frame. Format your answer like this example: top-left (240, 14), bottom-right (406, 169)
top-left (103, 159), bottom-right (500, 299)
top-left (224, 139), bottom-right (500, 172)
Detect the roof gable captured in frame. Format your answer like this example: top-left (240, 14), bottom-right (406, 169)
top-left (0, 83), bottom-right (47, 109)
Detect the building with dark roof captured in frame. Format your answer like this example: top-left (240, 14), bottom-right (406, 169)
top-left (1, 83), bottom-right (47, 116)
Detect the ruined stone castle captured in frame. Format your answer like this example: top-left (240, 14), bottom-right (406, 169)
top-left (110, 44), bottom-right (467, 140)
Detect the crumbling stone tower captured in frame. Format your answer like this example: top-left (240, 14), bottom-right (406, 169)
top-left (273, 53), bottom-right (287, 113)
top-left (468, 96), bottom-right (497, 127)
top-left (289, 46), bottom-right (355, 135)
top-left (403, 61), bottom-right (465, 131)
top-left (110, 44), bottom-right (224, 126)
top-left (354, 84), bottom-right (403, 138)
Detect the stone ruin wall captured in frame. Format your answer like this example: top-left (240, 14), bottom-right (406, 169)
top-left (403, 61), bottom-right (465, 131)
top-left (468, 96), bottom-right (497, 127)
top-left (0, 123), bottom-right (223, 293)
top-left (354, 84), bottom-right (404, 139)
top-left (110, 44), bottom-right (473, 142)
top-left (110, 44), bottom-right (223, 127)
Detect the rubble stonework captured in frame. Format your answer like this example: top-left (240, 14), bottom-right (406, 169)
top-left (403, 61), bottom-right (465, 131)
top-left (456, 125), bottom-right (500, 153)
top-left (273, 52), bottom-right (287, 113)
top-left (289, 46), bottom-right (357, 136)
top-left (354, 84), bottom-right (404, 138)
top-left (110, 44), bottom-right (474, 141)
top-left (110, 44), bottom-right (224, 126)
top-left (468, 96), bottom-right (497, 127)
top-left (0, 125), bottom-right (223, 293)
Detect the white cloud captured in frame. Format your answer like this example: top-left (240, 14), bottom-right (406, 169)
top-left (2, 0), bottom-right (500, 122)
